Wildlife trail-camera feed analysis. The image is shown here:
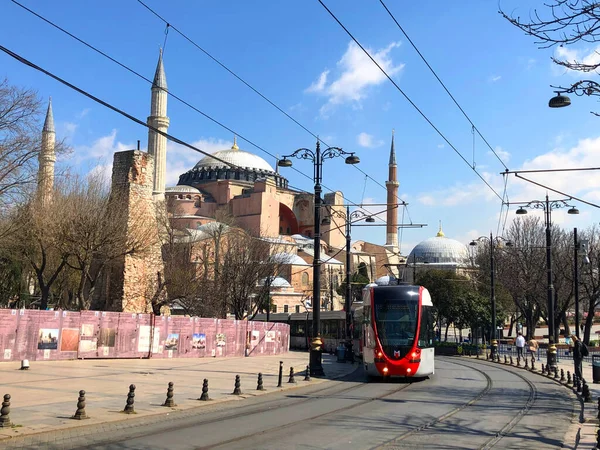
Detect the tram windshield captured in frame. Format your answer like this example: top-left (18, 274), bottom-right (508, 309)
top-left (373, 287), bottom-right (419, 358)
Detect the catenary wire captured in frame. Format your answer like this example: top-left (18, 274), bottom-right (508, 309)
top-left (379, 0), bottom-right (510, 172)
top-left (9, 0), bottom-right (403, 223)
top-left (317, 0), bottom-right (504, 203)
top-left (134, 0), bottom-right (412, 212)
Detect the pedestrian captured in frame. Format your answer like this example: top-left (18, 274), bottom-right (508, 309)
top-left (527, 337), bottom-right (539, 361)
top-left (514, 332), bottom-right (526, 360)
top-left (570, 335), bottom-right (588, 380)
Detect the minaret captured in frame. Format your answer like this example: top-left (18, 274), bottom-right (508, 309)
top-left (37, 98), bottom-right (56, 206)
top-left (385, 130), bottom-right (399, 248)
top-left (147, 49), bottom-right (170, 201)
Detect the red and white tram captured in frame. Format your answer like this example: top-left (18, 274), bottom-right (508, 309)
top-left (361, 282), bottom-right (435, 379)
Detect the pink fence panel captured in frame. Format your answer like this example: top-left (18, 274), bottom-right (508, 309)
top-left (78, 311), bottom-right (101, 358)
top-left (0, 310), bottom-right (18, 361)
top-left (56, 310), bottom-right (81, 360)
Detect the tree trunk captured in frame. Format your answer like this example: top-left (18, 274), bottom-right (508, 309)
top-left (444, 322), bottom-right (450, 342)
top-left (561, 311), bottom-right (570, 337)
top-left (508, 315), bottom-right (515, 337)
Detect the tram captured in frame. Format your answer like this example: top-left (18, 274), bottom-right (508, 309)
top-left (361, 282), bottom-right (435, 379)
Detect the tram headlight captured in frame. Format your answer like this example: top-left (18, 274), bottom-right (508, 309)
top-left (406, 368), bottom-right (412, 374)
top-left (383, 367), bottom-right (389, 374)
top-left (377, 351), bottom-right (383, 358)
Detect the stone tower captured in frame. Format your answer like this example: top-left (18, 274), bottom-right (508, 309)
top-left (147, 50), bottom-right (170, 201)
top-left (385, 130), bottom-right (399, 248)
top-left (37, 98), bottom-right (56, 206)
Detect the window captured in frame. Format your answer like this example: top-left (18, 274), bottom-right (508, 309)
top-left (295, 305), bottom-right (300, 313)
top-left (284, 305), bottom-right (289, 313)
top-left (271, 305), bottom-right (277, 313)
top-left (301, 272), bottom-right (309, 286)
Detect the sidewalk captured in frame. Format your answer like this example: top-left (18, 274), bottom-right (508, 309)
top-left (0, 351), bottom-right (358, 443)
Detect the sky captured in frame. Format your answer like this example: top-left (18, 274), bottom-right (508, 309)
top-left (2, 0), bottom-right (599, 254)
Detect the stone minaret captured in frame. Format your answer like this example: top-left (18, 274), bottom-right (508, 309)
top-left (37, 98), bottom-right (56, 206)
top-left (385, 130), bottom-right (399, 248)
top-left (147, 49), bottom-right (170, 201)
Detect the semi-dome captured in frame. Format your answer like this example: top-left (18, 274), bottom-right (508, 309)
top-left (165, 185), bottom-right (201, 194)
top-left (193, 138), bottom-right (274, 172)
top-left (408, 226), bottom-right (468, 266)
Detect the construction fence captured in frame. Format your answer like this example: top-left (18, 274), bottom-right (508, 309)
top-left (0, 309), bottom-right (289, 362)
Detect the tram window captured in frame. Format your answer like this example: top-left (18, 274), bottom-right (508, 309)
top-left (418, 305), bottom-right (434, 348)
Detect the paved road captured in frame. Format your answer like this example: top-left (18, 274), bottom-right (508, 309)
top-left (1, 357), bottom-right (577, 450)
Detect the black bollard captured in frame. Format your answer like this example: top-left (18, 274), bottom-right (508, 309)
top-left (530, 359), bottom-right (535, 372)
top-left (277, 361), bottom-right (283, 387)
top-left (560, 369), bottom-right (566, 383)
top-left (163, 382), bottom-right (176, 407)
top-left (554, 367), bottom-right (559, 380)
top-left (476, 351), bottom-right (480, 359)
top-left (583, 380), bottom-right (592, 402)
top-left (567, 371), bottom-right (572, 385)
top-left (233, 375), bottom-right (242, 395)
top-left (304, 365), bottom-right (311, 382)
top-left (288, 367), bottom-right (296, 384)
top-left (504, 355), bottom-right (507, 364)
top-left (541, 363), bottom-right (545, 374)
top-left (0, 394), bottom-right (11, 428)
top-left (71, 390), bottom-right (89, 420)
top-left (524, 358), bottom-right (529, 370)
top-left (199, 378), bottom-right (210, 401)
top-left (257, 373), bottom-right (264, 391)
top-left (123, 384), bottom-right (135, 414)
top-left (516, 357), bottom-right (521, 367)
top-left (510, 356), bottom-right (514, 365)
top-left (497, 354), bottom-right (501, 363)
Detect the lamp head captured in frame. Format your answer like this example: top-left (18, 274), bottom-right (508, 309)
top-left (568, 206), bottom-right (580, 215)
top-left (345, 153), bottom-right (360, 165)
top-left (278, 158), bottom-right (292, 168)
top-left (549, 93), bottom-right (571, 108)
top-left (469, 240), bottom-right (477, 246)
top-left (365, 216), bottom-right (375, 223)
top-left (516, 207), bottom-right (528, 215)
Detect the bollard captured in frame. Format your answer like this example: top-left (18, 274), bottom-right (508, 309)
top-left (573, 374), bottom-right (579, 391)
top-left (583, 380), bottom-right (592, 402)
top-left (0, 394), bottom-right (12, 428)
top-left (524, 358), bottom-right (529, 370)
top-left (123, 384), bottom-right (135, 414)
top-left (476, 351), bottom-right (480, 359)
top-left (198, 379), bottom-right (210, 401)
top-left (530, 359), bottom-right (535, 372)
top-left (288, 367), bottom-right (296, 384)
top-left (277, 361), bottom-right (283, 388)
top-left (541, 363), bottom-right (545, 374)
top-left (560, 369), bottom-right (566, 383)
top-left (163, 382), bottom-right (176, 407)
top-left (497, 354), bottom-right (501, 363)
top-left (554, 367), bottom-right (559, 380)
top-left (304, 365), bottom-right (311, 382)
top-left (567, 371), bottom-right (572, 385)
top-left (233, 375), bottom-right (242, 395)
top-left (516, 357), bottom-right (521, 367)
top-left (257, 373), bottom-right (264, 391)
top-left (510, 356), bottom-right (513, 365)
top-left (71, 390), bottom-right (89, 420)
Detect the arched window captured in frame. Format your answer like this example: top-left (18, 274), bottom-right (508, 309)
top-left (302, 272), bottom-right (309, 286)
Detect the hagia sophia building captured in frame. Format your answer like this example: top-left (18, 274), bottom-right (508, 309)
top-left (37, 51), bottom-right (470, 315)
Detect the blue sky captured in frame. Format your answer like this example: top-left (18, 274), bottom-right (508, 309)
top-left (2, 0), bottom-right (599, 253)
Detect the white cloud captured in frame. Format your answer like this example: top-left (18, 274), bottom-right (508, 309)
top-left (76, 108), bottom-right (91, 119)
top-left (305, 41), bottom-right (404, 117)
top-left (489, 146), bottom-right (511, 163)
top-left (73, 129), bottom-right (134, 181)
top-left (437, 144), bottom-right (445, 149)
top-left (63, 122), bottom-right (78, 135)
top-left (490, 75), bottom-right (502, 82)
top-left (357, 132), bottom-right (384, 148)
top-left (554, 45), bottom-right (600, 75)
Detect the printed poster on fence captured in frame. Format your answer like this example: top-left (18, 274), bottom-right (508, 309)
top-left (137, 325), bottom-right (160, 353)
top-left (265, 330), bottom-right (275, 343)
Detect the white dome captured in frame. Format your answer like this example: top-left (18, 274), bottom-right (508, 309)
top-left (408, 228), bottom-right (468, 265)
top-left (258, 277), bottom-right (291, 288)
top-left (194, 141), bottom-right (274, 172)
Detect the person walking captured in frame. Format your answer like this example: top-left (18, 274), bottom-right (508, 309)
top-left (527, 337), bottom-right (539, 361)
top-left (515, 332), bottom-right (526, 360)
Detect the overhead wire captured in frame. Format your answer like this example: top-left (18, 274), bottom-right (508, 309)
top-left (9, 0), bottom-right (398, 223)
top-left (316, 0), bottom-right (505, 203)
top-left (133, 0), bottom-right (414, 220)
top-left (378, 0), bottom-right (510, 172)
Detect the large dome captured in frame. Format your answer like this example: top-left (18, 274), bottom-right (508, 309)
top-left (194, 139), bottom-right (274, 172)
top-left (408, 228), bottom-right (468, 266)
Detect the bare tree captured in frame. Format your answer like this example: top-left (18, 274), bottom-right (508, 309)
top-left (578, 224), bottom-right (600, 344)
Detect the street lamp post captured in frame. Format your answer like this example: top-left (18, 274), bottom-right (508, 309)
top-left (515, 195), bottom-right (579, 368)
top-left (278, 140), bottom-right (359, 376)
top-left (470, 233), bottom-right (513, 359)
